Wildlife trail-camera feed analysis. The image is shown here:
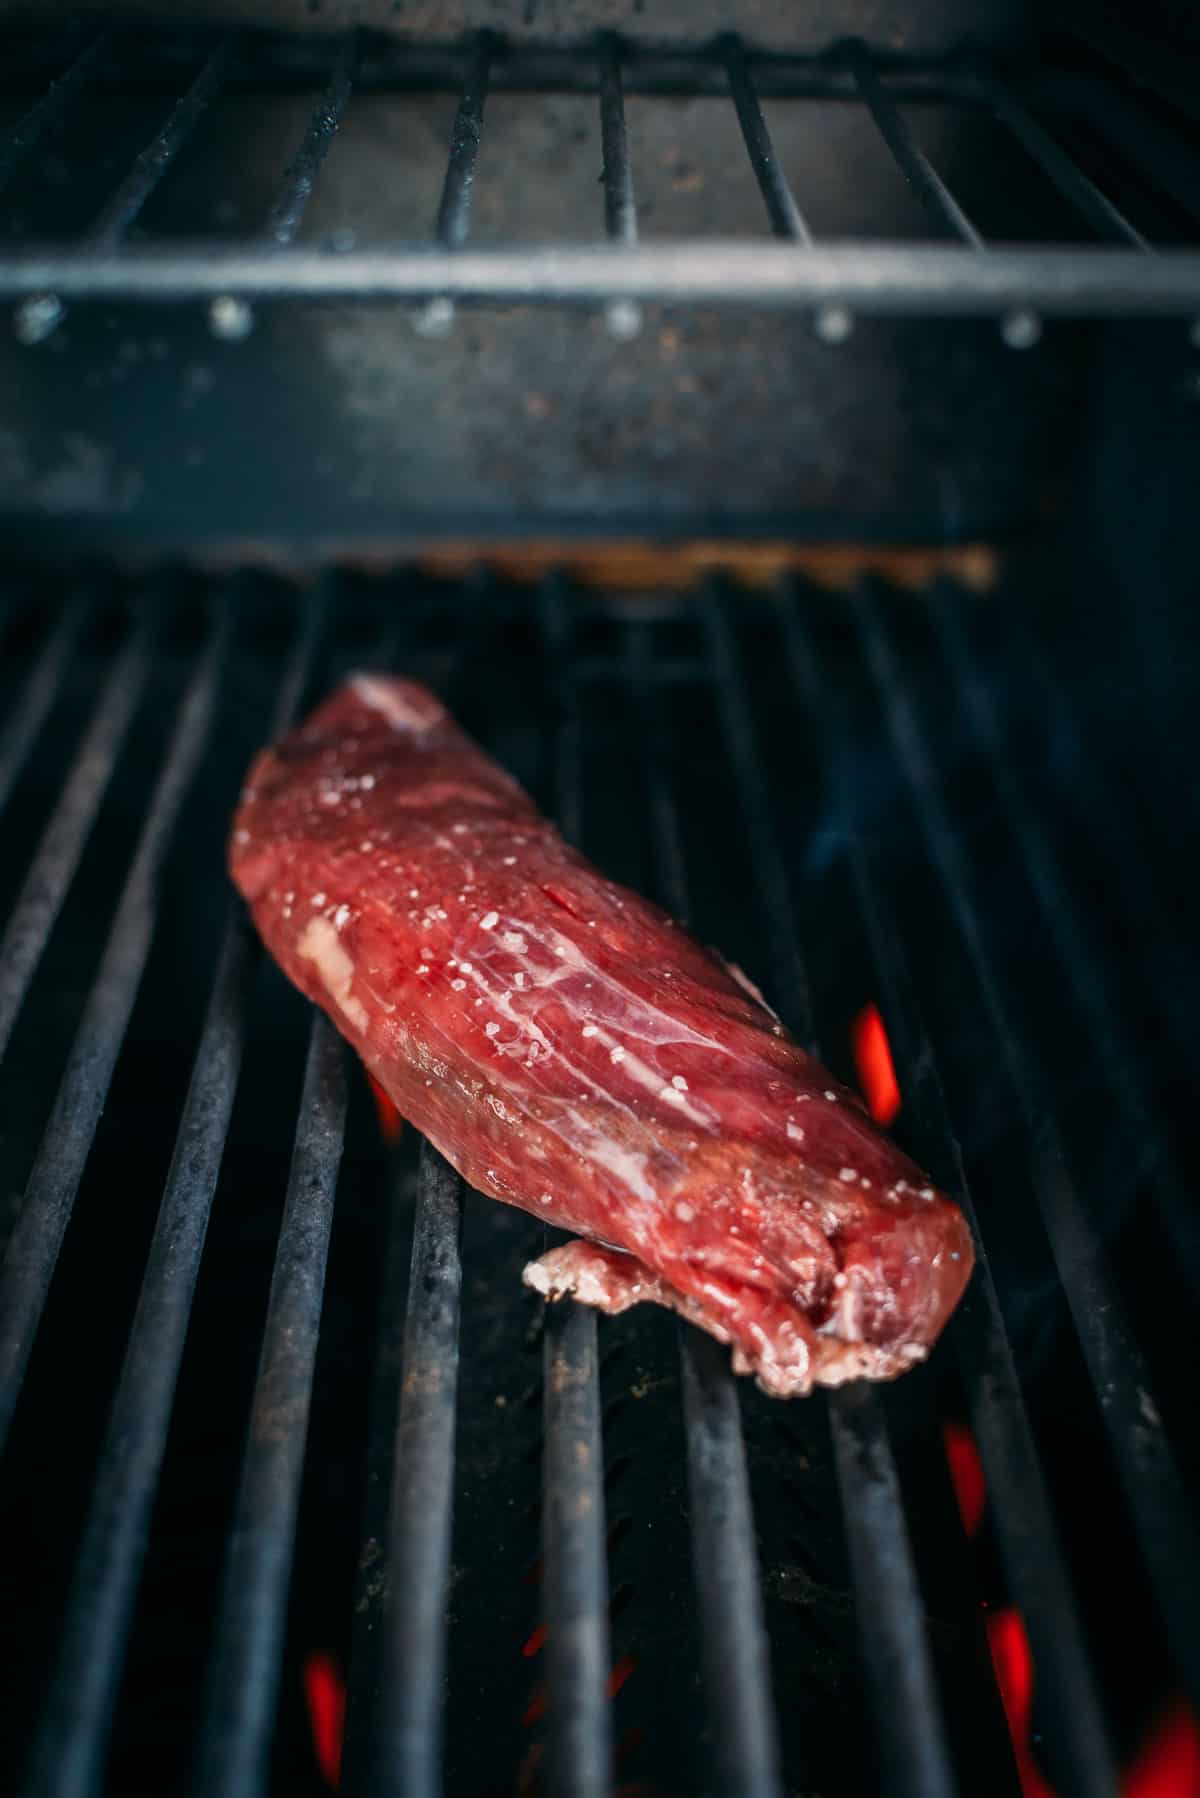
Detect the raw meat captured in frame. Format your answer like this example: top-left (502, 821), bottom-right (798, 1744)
top-left (229, 675), bottom-right (974, 1397)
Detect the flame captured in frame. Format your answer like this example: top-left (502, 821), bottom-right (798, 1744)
top-left (303, 1650), bottom-right (345, 1789)
top-left (943, 1421), bottom-right (987, 1541)
top-left (522, 1649), bottom-right (637, 1727)
top-left (946, 1425), bottom-right (1057, 1798)
top-left (985, 1607), bottom-right (1058, 1798)
top-left (1124, 1700), bottom-right (1200, 1798)
top-left (851, 1003), bottom-right (901, 1126)
top-left (607, 1655), bottom-right (637, 1699)
top-left (366, 1071), bottom-right (404, 1144)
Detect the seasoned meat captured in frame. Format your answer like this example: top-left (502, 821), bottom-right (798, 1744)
top-left (229, 675), bottom-right (973, 1397)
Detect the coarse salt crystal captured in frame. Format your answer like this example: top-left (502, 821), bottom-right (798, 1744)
top-left (839, 1167), bottom-right (857, 1182)
top-left (333, 904), bottom-right (351, 930)
top-left (485, 1022), bottom-right (499, 1036)
top-left (480, 911), bottom-right (499, 931)
top-left (610, 1047), bottom-right (625, 1063)
top-left (671, 1075), bottom-right (688, 1091)
top-left (581, 1024), bottom-right (598, 1038)
top-left (451, 979), bottom-right (466, 991)
top-left (311, 893), bottom-right (326, 907)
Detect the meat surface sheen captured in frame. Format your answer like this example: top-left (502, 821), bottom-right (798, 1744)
top-left (229, 675), bottom-right (974, 1397)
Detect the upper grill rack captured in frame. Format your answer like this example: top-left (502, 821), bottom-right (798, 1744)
top-left (1, 25), bottom-right (1200, 337)
top-left (0, 573), bottom-right (1196, 1797)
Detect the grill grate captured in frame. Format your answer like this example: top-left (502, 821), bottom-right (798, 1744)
top-left (1, 26), bottom-right (1200, 329)
top-left (0, 574), bottom-right (1196, 1797)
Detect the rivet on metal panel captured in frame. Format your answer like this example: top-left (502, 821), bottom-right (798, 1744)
top-left (815, 303), bottom-right (854, 343)
top-left (605, 297), bottom-right (643, 341)
top-left (413, 295), bottom-right (456, 339)
top-left (209, 294), bottom-right (254, 340)
top-left (1001, 307), bottom-right (1041, 348)
top-left (14, 293), bottom-right (64, 344)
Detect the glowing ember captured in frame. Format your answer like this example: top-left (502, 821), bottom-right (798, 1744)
top-left (366, 1070), bottom-right (404, 1144)
top-left (851, 1002), bottom-right (901, 1127)
top-left (1124, 1699), bottom-right (1200, 1798)
top-left (606, 1654), bottom-right (637, 1700)
top-left (303, 1650), bottom-right (346, 1789)
top-left (983, 1608), bottom-right (1056, 1798)
top-left (943, 1421), bottom-right (987, 1541)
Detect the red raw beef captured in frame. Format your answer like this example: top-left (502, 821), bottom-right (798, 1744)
top-left (229, 675), bottom-right (973, 1397)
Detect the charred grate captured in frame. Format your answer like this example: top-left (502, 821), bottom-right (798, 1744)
top-left (0, 571), bottom-right (1196, 1798)
top-left (0, 24), bottom-right (1199, 330)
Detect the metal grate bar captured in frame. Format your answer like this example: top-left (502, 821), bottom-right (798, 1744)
top-left (536, 579), bottom-right (613, 1797)
top-left (1046, 76), bottom-right (1200, 233)
top-left (928, 590), bottom-right (1200, 1289)
top-left (542, 1292), bottom-right (613, 1798)
top-left (625, 619), bottom-right (782, 1798)
top-left (0, 597), bottom-right (86, 820)
top-left (0, 619), bottom-right (225, 1458)
top-left (28, 37), bottom-right (985, 104)
top-left (723, 36), bottom-right (812, 243)
top-left (844, 41), bottom-right (982, 245)
top-left (0, 619), bottom-right (152, 1070)
top-left (701, 589), bottom-right (957, 1798)
top-left (827, 1386), bottom-right (958, 1798)
top-left (851, 580), bottom-right (1200, 1711)
top-left (435, 31), bottom-right (493, 250)
top-left (4, 243), bottom-right (1199, 312)
top-left (89, 40), bottom-right (234, 247)
top-left (678, 1332), bottom-right (783, 1798)
top-left (777, 591), bottom-right (1117, 1798)
top-left (265, 34), bottom-right (356, 247)
top-left (0, 31), bottom-right (108, 197)
top-left (191, 1011), bottom-right (348, 1798)
top-left (599, 38), bottom-right (637, 247)
top-left (976, 72), bottom-right (1148, 249)
top-left (364, 1141), bottom-right (464, 1798)
top-left (340, 1156), bottom-right (412, 1790)
top-left (21, 605), bottom-right (320, 1798)
top-left (598, 35), bottom-right (642, 341)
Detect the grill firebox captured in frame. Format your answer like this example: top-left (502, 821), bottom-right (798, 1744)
top-left (0, 572), bottom-right (1195, 1797)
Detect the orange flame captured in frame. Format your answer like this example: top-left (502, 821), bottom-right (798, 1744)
top-left (303, 1650), bottom-right (345, 1789)
top-left (365, 1071), bottom-right (404, 1144)
top-left (852, 1003), bottom-right (902, 1127)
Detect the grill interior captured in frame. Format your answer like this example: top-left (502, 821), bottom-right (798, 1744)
top-left (0, 20), bottom-right (1199, 551)
top-left (0, 571), bottom-right (1196, 1797)
top-left (2, 22), bottom-right (1200, 315)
